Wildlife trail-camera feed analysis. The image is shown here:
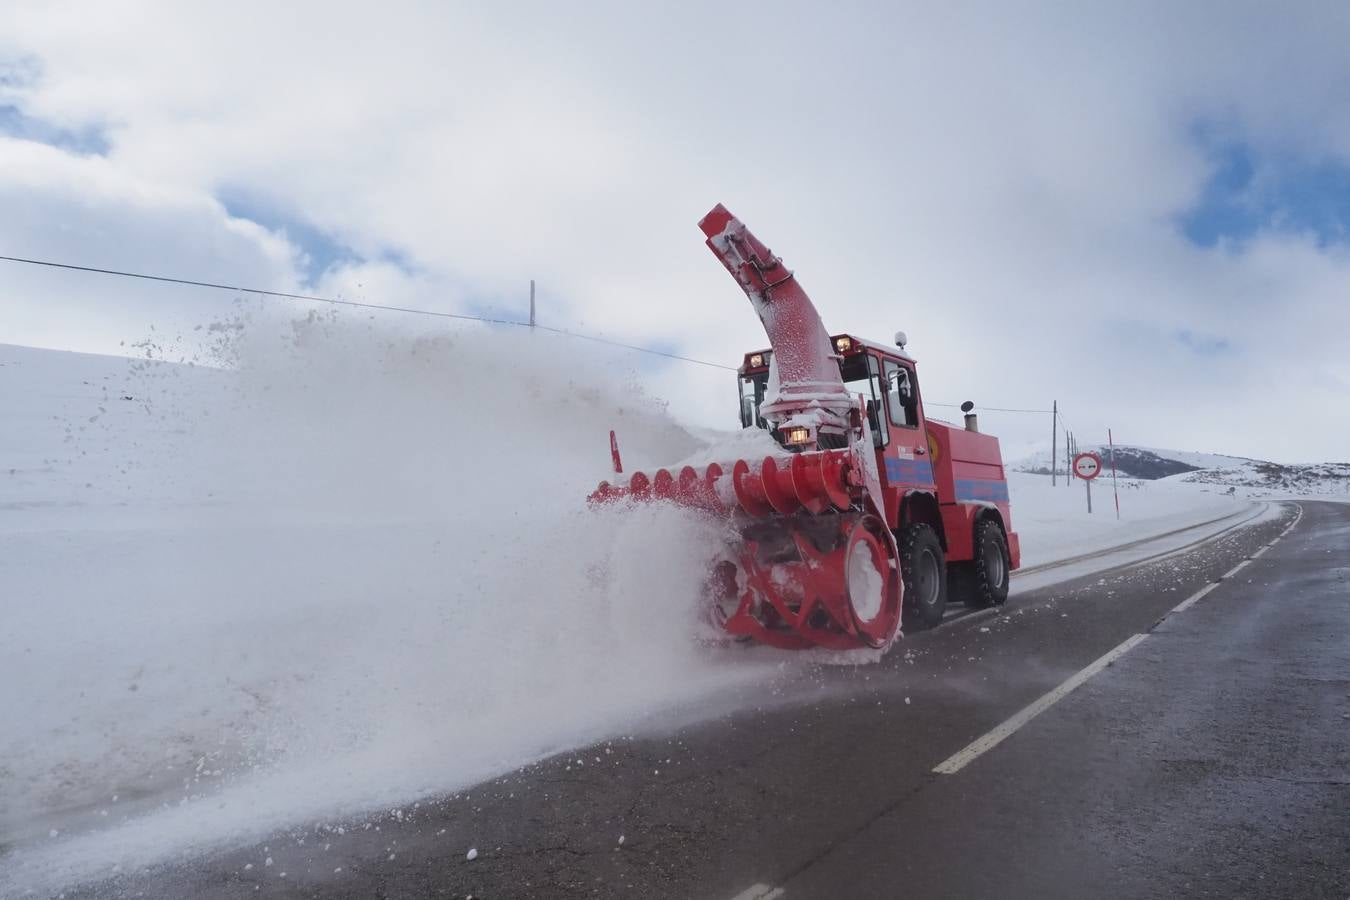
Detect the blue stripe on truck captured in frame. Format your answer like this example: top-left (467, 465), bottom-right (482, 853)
top-left (885, 457), bottom-right (935, 485)
top-left (954, 478), bottom-right (1010, 503)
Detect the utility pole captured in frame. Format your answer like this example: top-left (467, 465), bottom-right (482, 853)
top-left (1051, 400), bottom-right (1058, 486)
top-left (1067, 431), bottom-right (1074, 487)
top-left (529, 279), bottom-right (536, 329)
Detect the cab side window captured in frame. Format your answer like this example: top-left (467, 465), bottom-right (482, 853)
top-left (884, 360), bottom-right (919, 429)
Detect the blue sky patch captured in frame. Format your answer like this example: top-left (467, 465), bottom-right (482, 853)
top-left (219, 191), bottom-right (363, 283)
top-left (1180, 131), bottom-right (1350, 247)
top-left (0, 104), bottom-right (109, 156)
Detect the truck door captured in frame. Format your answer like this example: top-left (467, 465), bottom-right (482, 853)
top-left (881, 358), bottom-right (936, 490)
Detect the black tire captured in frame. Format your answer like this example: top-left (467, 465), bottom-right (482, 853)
top-left (951, 517), bottom-right (1010, 608)
top-left (898, 523), bottom-right (947, 628)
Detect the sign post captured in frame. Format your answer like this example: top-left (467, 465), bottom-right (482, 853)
top-left (1073, 451), bottom-right (1102, 514)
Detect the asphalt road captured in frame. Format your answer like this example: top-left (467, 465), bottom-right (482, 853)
top-left (69, 501), bottom-right (1350, 900)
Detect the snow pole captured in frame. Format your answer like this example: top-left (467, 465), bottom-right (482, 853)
top-left (1108, 428), bottom-right (1120, 520)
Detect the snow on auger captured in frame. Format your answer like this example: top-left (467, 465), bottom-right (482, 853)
top-left (590, 204), bottom-right (1020, 652)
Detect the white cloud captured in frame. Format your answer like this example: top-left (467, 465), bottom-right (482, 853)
top-left (0, 137), bottom-right (302, 352)
top-left (2, 1), bottom-right (1349, 461)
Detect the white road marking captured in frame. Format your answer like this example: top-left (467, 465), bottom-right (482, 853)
top-left (933, 501), bottom-right (1302, 775)
top-left (1171, 581), bottom-right (1220, 614)
top-left (728, 884), bottom-right (784, 900)
top-left (1279, 503), bottom-right (1304, 536)
top-left (938, 606), bottom-right (999, 627)
top-left (932, 633), bottom-right (1149, 775)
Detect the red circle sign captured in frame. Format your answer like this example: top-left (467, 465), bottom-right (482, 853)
top-left (1073, 452), bottom-right (1103, 481)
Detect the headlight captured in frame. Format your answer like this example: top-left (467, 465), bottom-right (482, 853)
top-left (784, 426), bottom-right (812, 446)
top-left (834, 336), bottom-right (853, 353)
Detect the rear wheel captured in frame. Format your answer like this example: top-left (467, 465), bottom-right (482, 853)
top-left (951, 518), bottom-right (1010, 608)
top-left (899, 523), bottom-right (947, 628)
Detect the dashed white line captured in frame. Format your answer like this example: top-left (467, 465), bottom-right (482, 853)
top-left (1170, 581), bottom-right (1220, 614)
top-left (932, 633), bottom-right (1149, 775)
top-left (1279, 503), bottom-right (1305, 536)
top-left (934, 502), bottom-right (1305, 777)
top-left (728, 884), bottom-right (785, 900)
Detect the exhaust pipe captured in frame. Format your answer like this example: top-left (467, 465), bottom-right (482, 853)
top-left (961, 400), bottom-right (979, 433)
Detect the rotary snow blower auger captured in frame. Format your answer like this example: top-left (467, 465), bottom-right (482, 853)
top-left (589, 204), bottom-right (1021, 652)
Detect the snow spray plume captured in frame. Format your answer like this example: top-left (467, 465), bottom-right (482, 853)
top-left (0, 310), bottom-right (788, 893)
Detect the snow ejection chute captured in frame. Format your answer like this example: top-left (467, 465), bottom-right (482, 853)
top-left (589, 205), bottom-right (902, 651)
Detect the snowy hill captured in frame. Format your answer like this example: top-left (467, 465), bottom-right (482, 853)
top-left (1014, 443), bottom-right (1348, 497)
top-left (1180, 459), bottom-right (1350, 497)
top-left (1014, 444), bottom-right (1250, 479)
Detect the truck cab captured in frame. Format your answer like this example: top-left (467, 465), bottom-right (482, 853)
top-left (738, 332), bottom-right (1020, 625)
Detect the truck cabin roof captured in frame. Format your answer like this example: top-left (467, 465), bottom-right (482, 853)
top-left (739, 333), bottom-right (915, 375)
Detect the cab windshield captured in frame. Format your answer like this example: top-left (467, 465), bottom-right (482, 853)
top-left (739, 354), bottom-right (888, 448)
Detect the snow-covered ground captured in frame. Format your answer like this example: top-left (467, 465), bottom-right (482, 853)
top-left (1014, 443), bottom-right (1350, 501)
top-left (1, 319), bottom-right (778, 891)
top-left (1007, 471), bottom-right (1247, 570)
top-left (0, 316), bottom-right (1292, 892)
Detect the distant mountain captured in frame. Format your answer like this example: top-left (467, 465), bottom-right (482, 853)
top-left (1181, 460), bottom-right (1350, 496)
top-left (1013, 444), bottom-right (1350, 497)
top-left (1014, 445), bottom-right (1252, 480)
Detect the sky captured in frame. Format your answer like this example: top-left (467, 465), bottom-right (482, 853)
top-left (2, 1), bottom-right (1349, 463)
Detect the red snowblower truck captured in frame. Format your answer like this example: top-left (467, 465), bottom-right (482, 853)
top-left (590, 204), bottom-right (1020, 652)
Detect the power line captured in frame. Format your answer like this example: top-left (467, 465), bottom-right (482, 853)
top-left (0, 253), bottom-right (525, 323)
top-left (925, 402), bottom-right (1052, 414)
top-left (0, 253), bottom-right (735, 371)
top-left (528, 324), bottom-right (734, 370)
top-left (0, 252), bottom-right (1056, 407)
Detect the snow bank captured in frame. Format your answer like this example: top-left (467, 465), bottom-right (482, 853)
top-left (1007, 471), bottom-right (1248, 569)
top-left (0, 316), bottom-right (786, 892)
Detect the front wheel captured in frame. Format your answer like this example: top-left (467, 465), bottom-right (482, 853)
top-left (951, 518), bottom-right (1010, 608)
top-left (899, 523), bottom-right (947, 628)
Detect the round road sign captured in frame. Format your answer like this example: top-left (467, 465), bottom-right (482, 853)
top-left (1073, 451), bottom-right (1103, 481)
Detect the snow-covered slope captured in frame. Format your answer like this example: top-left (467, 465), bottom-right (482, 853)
top-left (1013, 443), bottom-right (1252, 479)
top-left (1180, 459), bottom-right (1350, 498)
top-left (1014, 442), bottom-right (1348, 497)
top-left (0, 324), bottom-right (780, 891)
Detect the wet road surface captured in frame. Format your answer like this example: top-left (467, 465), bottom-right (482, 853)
top-left (64, 501), bottom-right (1350, 899)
